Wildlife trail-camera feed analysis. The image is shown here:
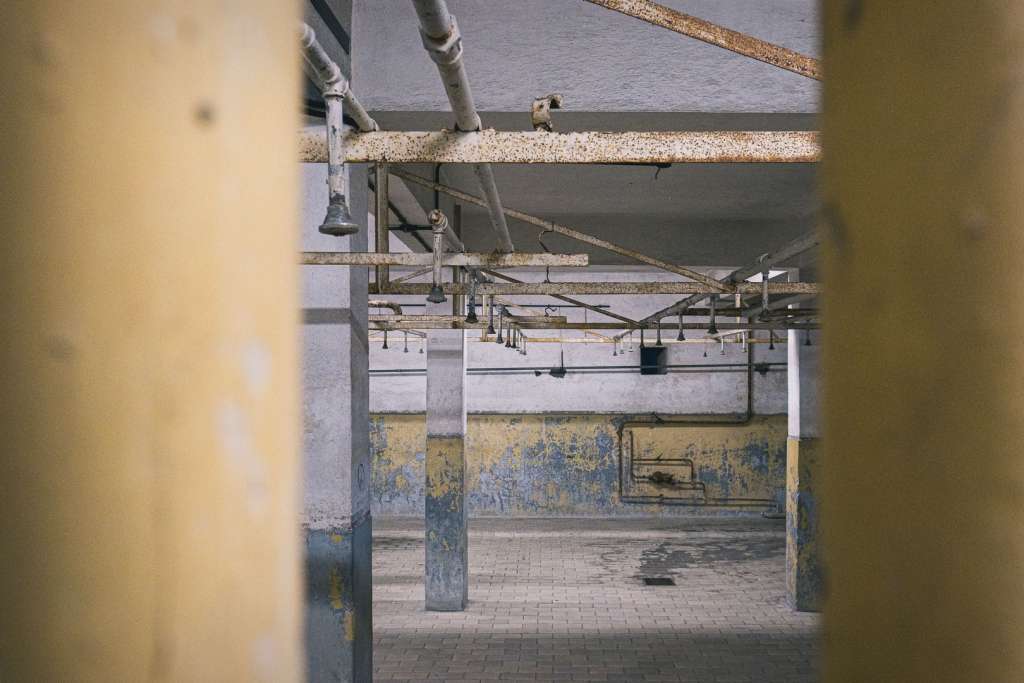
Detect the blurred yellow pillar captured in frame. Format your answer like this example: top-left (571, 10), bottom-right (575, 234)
top-left (0, 2), bottom-right (302, 680)
top-left (823, 2), bottom-right (1024, 681)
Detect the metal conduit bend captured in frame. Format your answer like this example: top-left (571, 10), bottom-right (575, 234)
top-left (300, 23), bottom-right (359, 236)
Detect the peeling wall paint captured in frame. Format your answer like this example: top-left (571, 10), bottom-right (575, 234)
top-left (786, 436), bottom-right (822, 611)
top-left (371, 413), bottom-right (787, 517)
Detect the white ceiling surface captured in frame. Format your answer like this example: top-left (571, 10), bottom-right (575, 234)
top-left (354, 1), bottom-right (821, 273)
top-left (353, 0), bottom-right (819, 113)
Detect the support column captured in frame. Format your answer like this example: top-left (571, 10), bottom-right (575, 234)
top-left (424, 293), bottom-right (469, 612)
top-left (0, 2), bottom-right (302, 680)
top-left (786, 321), bottom-right (822, 612)
top-left (302, 159), bottom-right (372, 680)
top-left (823, 3), bottom-right (1024, 681)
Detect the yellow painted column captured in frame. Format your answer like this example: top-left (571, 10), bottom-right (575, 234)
top-left (0, 2), bottom-right (302, 681)
top-left (823, 2), bottom-right (1024, 681)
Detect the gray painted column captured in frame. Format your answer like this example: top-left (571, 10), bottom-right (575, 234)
top-left (786, 309), bottom-right (822, 612)
top-left (424, 296), bottom-right (469, 611)
top-left (301, 162), bottom-right (373, 680)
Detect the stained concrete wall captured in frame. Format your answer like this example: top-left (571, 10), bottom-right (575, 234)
top-left (354, 0), bottom-right (818, 114)
top-left (372, 413), bottom-right (787, 516)
top-left (364, 265), bottom-right (794, 517)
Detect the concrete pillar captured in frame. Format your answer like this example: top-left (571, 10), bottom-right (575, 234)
top-left (823, 3), bottom-right (1024, 680)
top-left (786, 323), bottom-right (822, 612)
top-left (0, 2), bottom-right (302, 680)
top-left (302, 161), bottom-right (372, 680)
top-left (424, 295), bottom-right (469, 611)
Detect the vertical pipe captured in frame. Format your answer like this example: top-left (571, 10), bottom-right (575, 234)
top-left (375, 162), bottom-right (390, 292)
top-left (428, 210), bottom-right (447, 303)
top-left (823, 3), bottom-right (1024, 681)
top-left (411, 0), bottom-right (515, 253)
top-left (0, 2), bottom-right (301, 681)
top-left (320, 90), bottom-right (358, 235)
top-left (452, 204), bottom-right (463, 316)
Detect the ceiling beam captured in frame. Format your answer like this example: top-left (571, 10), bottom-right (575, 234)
top-left (301, 252), bottom-right (588, 267)
top-left (298, 127), bottom-right (821, 164)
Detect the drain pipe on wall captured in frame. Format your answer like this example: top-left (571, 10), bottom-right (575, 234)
top-left (411, 0), bottom-right (515, 253)
top-left (300, 23), bottom-right (378, 236)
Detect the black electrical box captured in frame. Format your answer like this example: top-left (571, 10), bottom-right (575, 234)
top-left (640, 345), bottom-right (667, 375)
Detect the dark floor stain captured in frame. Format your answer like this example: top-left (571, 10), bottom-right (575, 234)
top-left (636, 537), bottom-right (783, 578)
top-left (373, 536), bottom-right (421, 551)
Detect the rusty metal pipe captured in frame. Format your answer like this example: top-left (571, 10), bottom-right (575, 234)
top-left (411, 0), bottom-right (515, 252)
top-left (482, 269), bottom-right (641, 328)
top-left (742, 293), bottom-right (815, 319)
top-left (370, 281), bottom-right (819, 296)
top-left (368, 300), bottom-right (403, 315)
top-left (395, 169), bottom-right (732, 292)
top-left (372, 320), bottom-right (818, 331)
top-left (630, 230), bottom-right (820, 332)
top-left (300, 251), bottom-right (588, 267)
top-left (583, 0), bottom-right (821, 80)
top-left (298, 128), bottom-right (822, 164)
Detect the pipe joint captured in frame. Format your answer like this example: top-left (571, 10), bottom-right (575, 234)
top-left (320, 76), bottom-right (350, 100)
top-left (419, 16), bottom-right (464, 67)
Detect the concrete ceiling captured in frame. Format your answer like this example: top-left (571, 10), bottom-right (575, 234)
top-left (351, 1), bottom-right (821, 276)
top-left (374, 111), bottom-right (818, 273)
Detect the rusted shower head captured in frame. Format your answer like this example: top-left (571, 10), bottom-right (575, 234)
top-left (319, 195), bottom-right (360, 236)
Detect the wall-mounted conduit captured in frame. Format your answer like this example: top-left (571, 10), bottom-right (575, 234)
top-left (616, 343), bottom-right (779, 507)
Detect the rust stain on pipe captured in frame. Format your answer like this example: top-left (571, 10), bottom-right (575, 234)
top-left (369, 281), bottom-right (819, 296)
top-left (298, 128), bottom-right (821, 165)
top-left (584, 0), bottom-right (821, 80)
top-left (300, 251), bottom-right (588, 267)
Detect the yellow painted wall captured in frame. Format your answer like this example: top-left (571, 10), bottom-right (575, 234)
top-left (371, 413), bottom-right (787, 516)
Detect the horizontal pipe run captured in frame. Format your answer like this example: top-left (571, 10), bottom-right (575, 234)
top-left (396, 170), bottom-right (731, 292)
top-left (482, 269), bottom-right (641, 328)
top-left (368, 300), bottom-right (403, 314)
top-left (511, 337), bottom-right (786, 344)
top-left (583, 0), bottom-right (821, 80)
top-left (301, 251), bottom-right (588, 267)
top-left (371, 320), bottom-right (816, 331)
top-left (368, 362), bottom-right (787, 376)
top-left (515, 321), bottom-right (813, 330)
top-left (742, 293), bottom-right (816, 319)
top-left (389, 267), bottom-right (433, 285)
top-left (298, 127), bottom-right (821, 164)
top-left (369, 281), bottom-right (819, 296)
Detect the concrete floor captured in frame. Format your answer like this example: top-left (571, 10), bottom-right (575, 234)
top-left (372, 517), bottom-right (820, 683)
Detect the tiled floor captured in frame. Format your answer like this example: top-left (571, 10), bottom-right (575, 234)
top-left (372, 517), bottom-right (820, 683)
